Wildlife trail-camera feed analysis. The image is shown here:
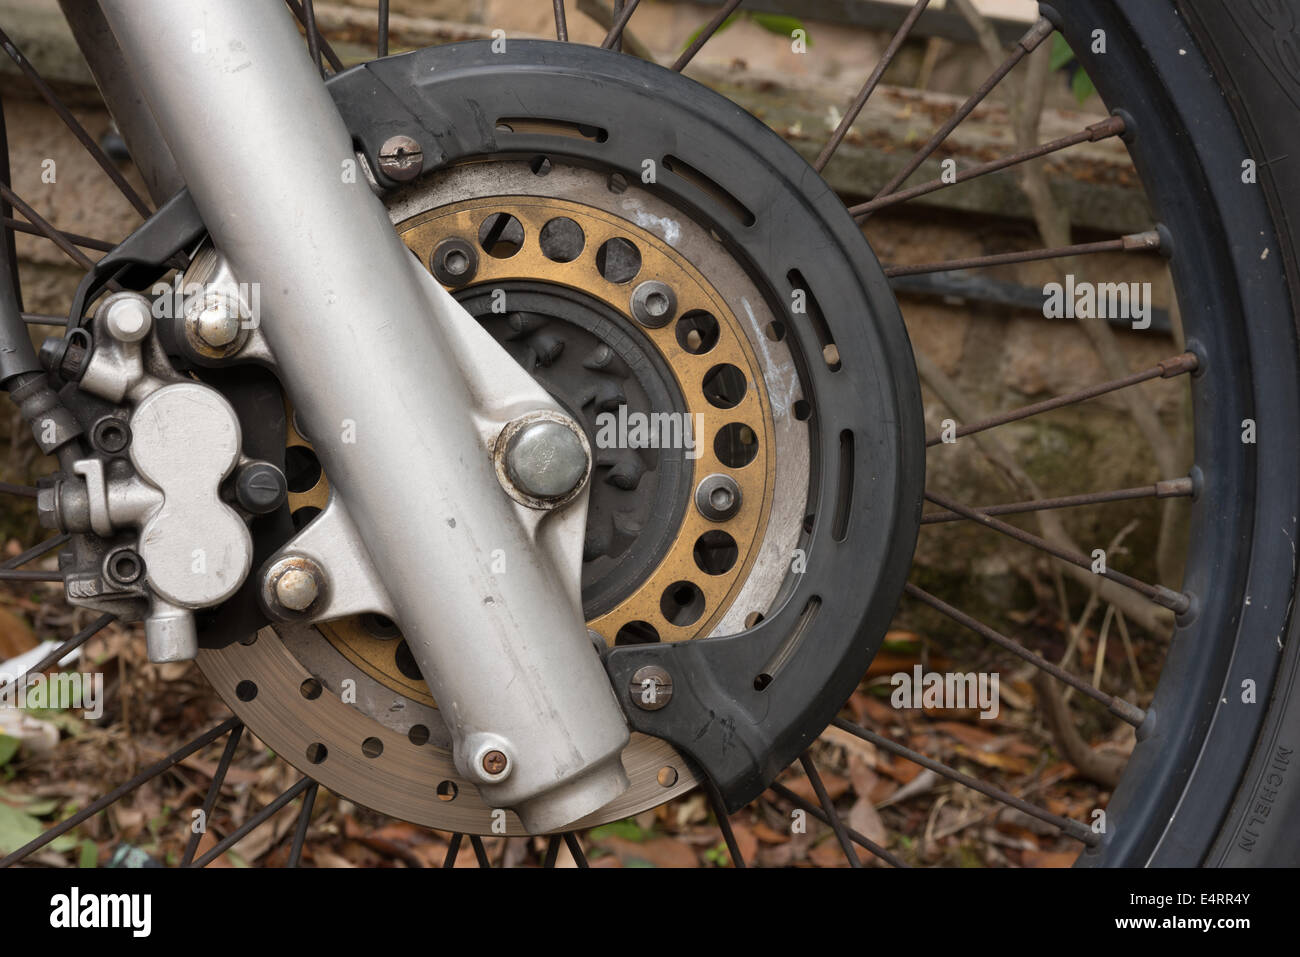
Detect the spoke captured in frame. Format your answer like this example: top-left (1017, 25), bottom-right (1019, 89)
top-left (0, 715), bottom-right (239, 867)
top-left (0, 612), bottom-right (114, 703)
top-left (851, 115), bottom-right (1126, 215)
top-left (923, 489), bottom-right (1189, 615)
top-left (798, 753), bottom-right (862, 867)
top-left (884, 229), bottom-right (1161, 278)
top-left (905, 582), bottom-right (1147, 725)
top-left (443, 833), bottom-right (463, 868)
top-left (601, 0), bottom-right (643, 50)
top-left (703, 777), bottom-right (747, 868)
top-left (671, 0), bottom-right (743, 71)
top-left (21, 313), bottom-right (67, 326)
top-left (3, 217), bottom-right (115, 253)
top-left (922, 477), bottom-right (1194, 525)
top-left (768, 782), bottom-right (909, 867)
top-left (0, 532), bottom-right (69, 569)
top-left (302, 0), bottom-right (324, 77)
top-left (563, 832), bottom-right (589, 868)
top-left (0, 569), bottom-right (63, 582)
top-left (927, 352), bottom-right (1197, 447)
top-left (284, 0), bottom-right (345, 73)
top-left (542, 834), bottom-right (562, 867)
top-left (192, 776), bottom-right (312, 868)
top-left (0, 183), bottom-right (97, 271)
top-left (867, 17), bottom-right (1055, 210)
top-left (832, 717), bottom-right (1100, 845)
top-left (287, 781), bottom-right (319, 868)
top-left (180, 722), bottom-right (245, 867)
top-left (553, 0), bottom-right (569, 41)
top-left (469, 834), bottom-right (491, 868)
top-left (378, 0), bottom-right (390, 56)
top-left (0, 27), bottom-right (151, 218)
top-left (814, 0), bottom-right (933, 172)
top-left (0, 481), bottom-right (37, 498)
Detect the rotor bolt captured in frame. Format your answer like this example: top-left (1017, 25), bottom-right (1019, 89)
top-left (430, 237), bottom-right (478, 287)
top-left (378, 134), bottom-right (423, 182)
top-left (630, 665), bottom-right (673, 711)
top-left (695, 473), bottom-right (742, 522)
top-left (630, 280), bottom-right (677, 328)
top-left (482, 749), bottom-right (508, 775)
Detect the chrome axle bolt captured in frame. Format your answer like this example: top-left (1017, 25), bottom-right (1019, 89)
top-left (495, 412), bottom-right (592, 509)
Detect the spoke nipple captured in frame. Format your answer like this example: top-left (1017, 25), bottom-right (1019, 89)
top-left (1155, 476), bottom-right (1195, 498)
top-left (1160, 352), bottom-right (1199, 377)
top-left (1154, 585), bottom-right (1191, 616)
top-left (1122, 230), bottom-right (1163, 252)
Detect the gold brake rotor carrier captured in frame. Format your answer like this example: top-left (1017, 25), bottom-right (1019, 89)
top-left (197, 161), bottom-right (808, 835)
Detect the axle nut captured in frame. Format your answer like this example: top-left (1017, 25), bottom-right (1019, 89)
top-left (495, 411), bottom-right (592, 510)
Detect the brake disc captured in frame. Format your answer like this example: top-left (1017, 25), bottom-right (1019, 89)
top-left (195, 41), bottom-right (922, 833)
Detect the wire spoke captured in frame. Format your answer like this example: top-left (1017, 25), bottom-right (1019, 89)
top-left (0, 532), bottom-right (69, 568)
top-left (542, 834), bottom-right (562, 867)
top-left (851, 115), bottom-right (1126, 215)
top-left (180, 722), bottom-right (245, 867)
top-left (0, 568), bottom-right (63, 581)
top-left (927, 352), bottom-right (1197, 446)
top-left (884, 229), bottom-right (1161, 278)
top-left (469, 834), bottom-right (491, 868)
top-left (302, 0), bottom-right (324, 77)
top-left (287, 781), bottom-right (320, 867)
top-left (563, 831), bottom-right (589, 867)
top-left (767, 781), bottom-right (909, 867)
top-left (553, 0), bottom-right (569, 41)
top-left (832, 717), bottom-right (1099, 845)
top-left (284, 0), bottom-right (345, 73)
top-left (601, 0), bottom-right (643, 50)
top-left (671, 0), bottom-right (743, 71)
top-left (0, 612), bottom-right (114, 704)
top-left (867, 17), bottom-right (1054, 210)
top-left (0, 27), bottom-right (151, 218)
top-left (21, 313), bottom-right (67, 326)
top-left (923, 489), bottom-right (1188, 614)
top-left (191, 776), bottom-right (312, 868)
top-left (922, 477), bottom-right (1194, 525)
top-left (703, 777), bottom-right (747, 868)
top-left (798, 752), bottom-right (862, 867)
top-left (442, 833), bottom-right (463, 868)
top-left (0, 481), bottom-right (38, 498)
top-left (905, 582), bottom-right (1147, 724)
top-left (0, 182), bottom-right (98, 272)
top-left (378, 0), bottom-right (390, 57)
top-left (3, 217), bottom-right (115, 253)
top-left (815, 0), bottom-right (933, 172)
top-left (0, 715), bottom-right (239, 867)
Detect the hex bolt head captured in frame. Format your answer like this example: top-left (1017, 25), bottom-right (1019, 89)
top-left (378, 134), bottom-right (423, 181)
top-left (482, 750), bottom-right (508, 775)
top-left (630, 280), bottom-right (677, 328)
top-left (275, 568), bottom-right (319, 611)
top-left (102, 294), bottom-right (153, 343)
top-left (695, 473), bottom-right (743, 522)
top-left (430, 237), bottom-right (478, 287)
top-left (235, 462), bottom-right (288, 514)
top-left (630, 665), bottom-right (673, 710)
top-left (193, 296), bottom-right (242, 349)
top-left (264, 558), bottom-right (326, 617)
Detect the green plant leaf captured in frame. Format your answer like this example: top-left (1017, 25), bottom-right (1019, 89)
top-left (1071, 69), bottom-right (1096, 104)
top-left (588, 817), bottom-right (652, 842)
top-left (78, 838), bottom-right (97, 868)
top-left (1050, 33), bottom-right (1075, 72)
top-left (0, 735), bottom-right (18, 768)
top-left (0, 802), bottom-right (76, 854)
top-left (679, 12), bottom-right (740, 54)
top-left (750, 13), bottom-right (810, 44)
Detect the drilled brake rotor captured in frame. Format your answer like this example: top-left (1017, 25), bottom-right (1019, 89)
top-left (196, 160), bottom-right (812, 833)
